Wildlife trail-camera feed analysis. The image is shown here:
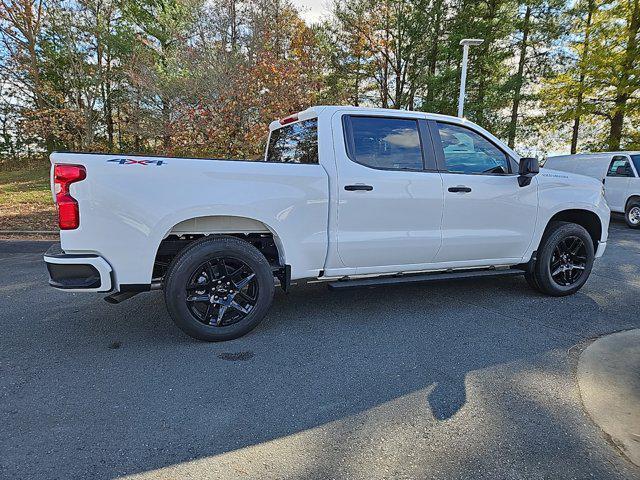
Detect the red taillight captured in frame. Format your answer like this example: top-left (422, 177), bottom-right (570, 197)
top-left (54, 164), bottom-right (86, 230)
top-left (279, 114), bottom-right (298, 125)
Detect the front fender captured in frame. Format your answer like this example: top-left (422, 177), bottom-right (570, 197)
top-left (524, 175), bottom-right (610, 262)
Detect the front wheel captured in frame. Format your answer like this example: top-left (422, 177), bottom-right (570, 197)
top-left (527, 222), bottom-right (595, 297)
top-left (163, 236), bottom-right (275, 341)
top-left (625, 200), bottom-right (640, 229)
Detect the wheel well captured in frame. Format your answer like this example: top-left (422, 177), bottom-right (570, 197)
top-left (625, 195), bottom-right (640, 211)
top-left (546, 209), bottom-right (601, 250)
top-left (152, 216), bottom-right (284, 280)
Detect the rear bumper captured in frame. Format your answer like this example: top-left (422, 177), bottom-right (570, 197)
top-left (44, 243), bottom-right (113, 292)
top-left (595, 240), bottom-right (607, 258)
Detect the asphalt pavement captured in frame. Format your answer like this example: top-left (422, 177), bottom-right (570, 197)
top-left (1, 219), bottom-right (640, 479)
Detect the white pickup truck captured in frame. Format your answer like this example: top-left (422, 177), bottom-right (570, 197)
top-left (44, 106), bottom-right (610, 341)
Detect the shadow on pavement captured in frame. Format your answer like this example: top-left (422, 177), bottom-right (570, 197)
top-left (1, 218), bottom-right (639, 478)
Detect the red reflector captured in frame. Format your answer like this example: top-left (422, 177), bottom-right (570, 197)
top-left (279, 114), bottom-right (298, 125)
top-left (54, 164), bottom-right (86, 230)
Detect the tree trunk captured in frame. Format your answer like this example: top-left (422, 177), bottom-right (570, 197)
top-left (425, 0), bottom-right (443, 104)
top-left (608, 96), bottom-right (627, 150)
top-left (606, 0), bottom-right (639, 150)
top-left (507, 5), bottom-right (531, 148)
top-left (570, 0), bottom-right (594, 154)
top-left (20, 0), bottom-right (53, 151)
top-left (162, 98), bottom-right (171, 149)
top-left (353, 54), bottom-right (361, 106)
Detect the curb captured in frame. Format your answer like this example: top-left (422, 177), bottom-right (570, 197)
top-left (578, 329), bottom-right (640, 467)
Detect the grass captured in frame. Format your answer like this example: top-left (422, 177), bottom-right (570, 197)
top-left (0, 165), bottom-right (57, 232)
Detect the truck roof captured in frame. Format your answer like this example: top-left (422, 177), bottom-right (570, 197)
top-left (268, 105), bottom-right (476, 131)
top-left (550, 151), bottom-right (640, 159)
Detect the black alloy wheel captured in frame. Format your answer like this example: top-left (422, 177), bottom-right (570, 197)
top-left (186, 257), bottom-right (259, 327)
top-left (549, 235), bottom-right (587, 287)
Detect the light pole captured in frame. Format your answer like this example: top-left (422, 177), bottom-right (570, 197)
top-left (457, 38), bottom-right (484, 118)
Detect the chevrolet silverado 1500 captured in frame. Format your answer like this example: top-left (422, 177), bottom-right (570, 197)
top-left (44, 106), bottom-right (610, 341)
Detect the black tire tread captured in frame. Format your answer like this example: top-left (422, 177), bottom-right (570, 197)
top-left (529, 221), bottom-right (594, 297)
top-left (625, 199), bottom-right (640, 229)
top-left (163, 235), bottom-right (275, 341)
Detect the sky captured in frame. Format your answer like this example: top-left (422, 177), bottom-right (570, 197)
top-left (291, 0), bottom-right (329, 23)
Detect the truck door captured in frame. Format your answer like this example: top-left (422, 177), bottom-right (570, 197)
top-left (604, 155), bottom-right (635, 212)
top-left (333, 113), bottom-right (444, 269)
top-left (429, 120), bottom-right (538, 263)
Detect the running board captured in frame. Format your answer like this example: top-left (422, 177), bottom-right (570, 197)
top-left (327, 268), bottom-right (523, 290)
top-left (104, 291), bottom-right (140, 304)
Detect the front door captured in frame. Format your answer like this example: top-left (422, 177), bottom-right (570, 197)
top-left (333, 113), bottom-right (444, 269)
top-left (604, 155), bottom-right (634, 211)
top-left (430, 121), bottom-right (538, 263)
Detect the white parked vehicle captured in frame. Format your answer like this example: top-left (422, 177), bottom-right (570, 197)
top-left (544, 152), bottom-right (640, 228)
top-left (44, 106), bottom-right (610, 341)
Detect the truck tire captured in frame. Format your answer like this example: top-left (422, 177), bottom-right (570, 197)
top-left (163, 236), bottom-right (275, 341)
top-left (624, 200), bottom-right (640, 229)
top-left (523, 270), bottom-right (541, 292)
top-left (528, 221), bottom-right (595, 297)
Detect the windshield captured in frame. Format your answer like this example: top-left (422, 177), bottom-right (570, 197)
top-left (630, 155), bottom-right (640, 175)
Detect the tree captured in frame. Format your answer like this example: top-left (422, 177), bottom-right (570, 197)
top-left (330, 0), bottom-right (433, 109)
top-left (594, 0), bottom-right (640, 149)
top-left (569, 0), bottom-right (595, 153)
top-left (506, 0), bottom-right (566, 148)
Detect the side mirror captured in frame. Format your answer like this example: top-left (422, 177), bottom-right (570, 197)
top-left (518, 157), bottom-right (539, 187)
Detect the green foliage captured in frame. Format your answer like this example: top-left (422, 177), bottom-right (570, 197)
top-left (0, 0), bottom-right (638, 163)
top-left (539, 0), bottom-right (640, 152)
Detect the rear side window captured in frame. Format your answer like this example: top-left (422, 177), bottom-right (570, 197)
top-left (344, 116), bottom-right (424, 170)
top-left (607, 156), bottom-right (635, 177)
top-left (266, 119), bottom-right (318, 164)
top-left (631, 155), bottom-right (640, 174)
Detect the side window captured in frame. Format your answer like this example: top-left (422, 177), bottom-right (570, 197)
top-left (631, 155), bottom-right (640, 175)
top-left (436, 122), bottom-right (510, 175)
top-left (345, 116), bottom-right (424, 170)
top-left (606, 156), bottom-right (635, 177)
top-left (266, 119), bottom-right (318, 164)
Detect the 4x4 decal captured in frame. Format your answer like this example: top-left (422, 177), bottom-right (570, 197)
top-left (108, 158), bottom-right (165, 166)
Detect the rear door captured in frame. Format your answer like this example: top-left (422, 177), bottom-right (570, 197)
top-left (333, 113), bottom-right (444, 270)
top-left (430, 120), bottom-right (538, 263)
top-left (604, 155), bottom-right (635, 211)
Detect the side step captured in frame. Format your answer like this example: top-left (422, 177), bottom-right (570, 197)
top-left (104, 291), bottom-right (140, 304)
top-left (327, 268), bottom-right (523, 290)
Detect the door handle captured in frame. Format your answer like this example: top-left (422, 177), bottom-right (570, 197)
top-left (448, 186), bottom-right (472, 193)
top-left (344, 184), bottom-right (373, 191)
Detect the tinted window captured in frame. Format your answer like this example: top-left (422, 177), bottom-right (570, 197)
top-left (631, 155), bottom-right (640, 174)
top-left (346, 116), bottom-right (423, 170)
top-left (266, 119), bottom-right (318, 164)
top-left (607, 156), bottom-right (635, 177)
top-left (437, 123), bottom-right (510, 174)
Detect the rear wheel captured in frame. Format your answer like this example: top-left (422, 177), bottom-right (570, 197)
top-left (163, 236), bottom-right (275, 341)
top-left (527, 222), bottom-right (595, 297)
top-left (625, 200), bottom-right (640, 229)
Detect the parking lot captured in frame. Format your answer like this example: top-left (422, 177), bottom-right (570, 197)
top-left (1, 219), bottom-right (639, 479)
